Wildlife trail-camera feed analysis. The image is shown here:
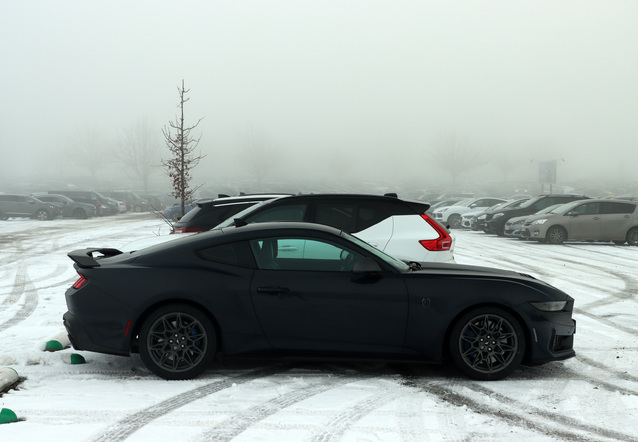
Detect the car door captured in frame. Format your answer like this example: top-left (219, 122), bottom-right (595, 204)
top-left (249, 236), bottom-right (409, 354)
top-left (599, 202), bottom-right (636, 240)
top-left (566, 202), bottom-right (600, 240)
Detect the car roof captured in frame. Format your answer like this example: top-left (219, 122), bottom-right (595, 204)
top-left (194, 194), bottom-right (293, 206)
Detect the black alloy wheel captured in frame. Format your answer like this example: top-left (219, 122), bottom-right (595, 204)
top-left (546, 226), bottom-right (567, 245)
top-left (447, 214), bottom-right (462, 229)
top-left (449, 307), bottom-right (525, 380)
top-left (627, 227), bottom-right (638, 246)
top-left (139, 304), bottom-right (217, 380)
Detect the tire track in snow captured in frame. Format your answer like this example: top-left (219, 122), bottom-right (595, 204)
top-left (197, 372), bottom-right (364, 441)
top-left (90, 365), bottom-right (290, 442)
top-left (401, 375), bottom-right (637, 442)
top-left (311, 387), bottom-right (405, 442)
top-left (0, 261), bottom-right (38, 333)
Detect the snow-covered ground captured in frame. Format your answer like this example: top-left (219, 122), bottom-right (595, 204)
top-left (1, 213), bottom-right (637, 441)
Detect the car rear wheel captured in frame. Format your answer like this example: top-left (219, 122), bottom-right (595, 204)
top-left (73, 208), bottom-right (87, 219)
top-left (449, 307), bottom-right (525, 380)
top-left (546, 226), bottom-right (567, 244)
top-left (139, 304), bottom-right (217, 380)
top-left (627, 228), bottom-right (638, 246)
top-left (447, 214), bottom-right (462, 229)
top-left (36, 209), bottom-right (50, 220)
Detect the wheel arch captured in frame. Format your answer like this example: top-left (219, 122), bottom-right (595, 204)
top-left (545, 224), bottom-right (568, 243)
top-left (130, 298), bottom-right (222, 354)
top-left (442, 302), bottom-right (533, 364)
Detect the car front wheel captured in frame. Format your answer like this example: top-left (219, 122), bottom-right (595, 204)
top-left (36, 209), bottom-right (50, 220)
top-left (73, 208), bottom-right (87, 219)
top-left (449, 307), bottom-right (525, 380)
top-left (627, 227), bottom-right (638, 246)
top-left (546, 226), bottom-right (567, 244)
top-left (447, 214), bottom-right (462, 229)
top-left (139, 304), bottom-right (217, 380)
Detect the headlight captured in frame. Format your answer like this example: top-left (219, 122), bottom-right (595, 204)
top-left (477, 214), bottom-right (486, 220)
top-left (493, 213), bottom-right (504, 219)
top-left (530, 301), bottom-right (567, 311)
top-left (531, 219), bottom-right (548, 225)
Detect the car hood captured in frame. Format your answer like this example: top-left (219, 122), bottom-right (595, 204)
top-left (414, 262), bottom-right (537, 281)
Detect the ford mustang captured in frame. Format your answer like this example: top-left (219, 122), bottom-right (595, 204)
top-left (63, 222), bottom-right (576, 381)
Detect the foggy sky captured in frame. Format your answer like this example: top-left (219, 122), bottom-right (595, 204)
top-left (2, 1), bottom-right (637, 194)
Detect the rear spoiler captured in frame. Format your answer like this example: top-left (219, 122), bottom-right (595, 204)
top-left (68, 248), bottom-right (123, 268)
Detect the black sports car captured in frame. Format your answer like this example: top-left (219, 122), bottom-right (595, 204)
top-left (63, 222), bottom-right (576, 381)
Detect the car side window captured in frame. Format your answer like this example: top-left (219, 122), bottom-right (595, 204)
top-left (248, 204), bottom-right (307, 223)
top-left (315, 203), bottom-right (356, 231)
top-left (198, 241), bottom-right (255, 267)
top-left (601, 202), bottom-right (636, 214)
top-left (249, 237), bottom-right (364, 272)
top-left (571, 202), bottom-right (599, 215)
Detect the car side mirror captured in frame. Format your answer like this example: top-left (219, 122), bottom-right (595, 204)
top-left (352, 257), bottom-right (382, 273)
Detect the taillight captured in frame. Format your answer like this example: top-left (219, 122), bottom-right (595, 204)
top-left (419, 214), bottom-right (452, 251)
top-left (72, 272), bottom-right (87, 289)
top-left (171, 227), bottom-right (204, 234)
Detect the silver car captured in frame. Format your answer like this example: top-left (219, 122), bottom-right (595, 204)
top-left (520, 199), bottom-right (638, 245)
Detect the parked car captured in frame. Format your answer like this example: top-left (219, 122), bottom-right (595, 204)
top-left (140, 194), bottom-right (166, 211)
top-left (163, 202), bottom-right (195, 222)
top-left (485, 194), bottom-right (589, 236)
top-left (33, 193), bottom-right (96, 219)
top-left (472, 199), bottom-right (530, 231)
top-left (215, 193), bottom-right (455, 263)
top-left (48, 190), bottom-right (113, 216)
top-left (64, 222), bottom-right (576, 381)
top-left (102, 191), bottom-right (150, 212)
top-left (171, 194), bottom-right (291, 233)
top-left (0, 193), bottom-right (61, 220)
top-left (520, 199), bottom-right (638, 245)
top-left (432, 197), bottom-right (506, 229)
top-left (461, 200), bottom-right (519, 230)
top-left (503, 204), bottom-right (563, 239)
top-left (106, 197), bottom-right (128, 214)
top-left (426, 198), bottom-right (466, 216)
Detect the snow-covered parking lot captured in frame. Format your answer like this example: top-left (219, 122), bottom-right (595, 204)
top-left (1, 213), bottom-right (637, 441)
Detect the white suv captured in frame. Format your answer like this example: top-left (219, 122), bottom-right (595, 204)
top-left (216, 193), bottom-right (455, 263)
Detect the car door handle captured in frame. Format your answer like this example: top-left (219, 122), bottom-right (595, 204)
top-left (257, 287), bottom-right (290, 295)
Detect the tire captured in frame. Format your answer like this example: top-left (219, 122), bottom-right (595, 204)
top-left (449, 306), bottom-right (526, 381)
top-left (36, 209), bottom-right (50, 221)
top-left (627, 227), bottom-right (638, 246)
top-left (448, 214), bottom-right (462, 229)
top-left (139, 304), bottom-right (217, 380)
top-left (73, 208), bottom-right (87, 219)
top-left (546, 226), bottom-right (567, 245)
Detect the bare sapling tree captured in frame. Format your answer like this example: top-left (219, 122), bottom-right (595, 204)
top-left (161, 80), bottom-right (205, 218)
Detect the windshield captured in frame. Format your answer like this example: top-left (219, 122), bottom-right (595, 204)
top-left (455, 198), bottom-right (474, 207)
top-left (537, 204), bottom-right (563, 215)
top-left (552, 200), bottom-right (581, 214)
top-left (344, 231), bottom-right (410, 272)
top-left (518, 196), bottom-right (542, 209)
